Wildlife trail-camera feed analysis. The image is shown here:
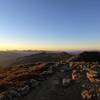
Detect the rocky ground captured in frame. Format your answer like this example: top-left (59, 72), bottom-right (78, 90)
top-left (0, 62), bottom-right (100, 100)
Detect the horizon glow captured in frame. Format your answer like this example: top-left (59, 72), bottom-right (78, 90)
top-left (0, 0), bottom-right (100, 51)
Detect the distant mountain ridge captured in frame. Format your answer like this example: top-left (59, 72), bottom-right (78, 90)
top-left (69, 51), bottom-right (100, 62)
top-left (0, 51), bottom-right (42, 67)
top-left (10, 52), bottom-right (72, 67)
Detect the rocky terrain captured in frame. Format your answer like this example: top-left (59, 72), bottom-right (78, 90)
top-left (0, 62), bottom-right (100, 100)
top-left (0, 52), bottom-right (100, 100)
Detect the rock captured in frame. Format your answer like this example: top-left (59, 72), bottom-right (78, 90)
top-left (87, 69), bottom-right (100, 83)
top-left (81, 84), bottom-right (86, 88)
top-left (39, 65), bottom-right (54, 77)
top-left (17, 85), bottom-right (30, 96)
top-left (29, 79), bottom-right (39, 88)
top-left (55, 63), bottom-right (59, 67)
top-left (81, 89), bottom-right (97, 100)
top-left (40, 69), bottom-right (54, 76)
top-left (81, 90), bottom-right (92, 100)
top-left (60, 65), bottom-right (71, 73)
top-left (47, 66), bottom-right (54, 73)
top-left (51, 65), bottom-right (57, 70)
top-left (82, 65), bottom-right (87, 71)
top-left (62, 78), bottom-right (71, 87)
top-left (72, 70), bottom-right (79, 80)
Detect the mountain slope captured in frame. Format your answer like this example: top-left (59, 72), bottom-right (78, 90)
top-left (68, 51), bottom-right (100, 62)
top-left (10, 52), bottom-right (72, 67)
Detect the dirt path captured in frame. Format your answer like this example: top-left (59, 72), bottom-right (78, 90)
top-left (23, 66), bottom-right (83, 100)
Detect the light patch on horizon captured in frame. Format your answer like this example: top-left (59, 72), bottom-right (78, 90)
top-left (0, 43), bottom-right (100, 51)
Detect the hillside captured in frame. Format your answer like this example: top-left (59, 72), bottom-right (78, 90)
top-left (0, 51), bottom-right (42, 67)
top-left (0, 52), bottom-right (100, 100)
top-left (68, 51), bottom-right (100, 62)
top-left (10, 52), bottom-right (72, 67)
top-left (0, 61), bottom-right (100, 100)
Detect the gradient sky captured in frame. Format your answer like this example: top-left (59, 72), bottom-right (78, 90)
top-left (0, 0), bottom-right (100, 51)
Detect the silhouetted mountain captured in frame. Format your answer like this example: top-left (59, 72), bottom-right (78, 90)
top-left (69, 51), bottom-right (100, 62)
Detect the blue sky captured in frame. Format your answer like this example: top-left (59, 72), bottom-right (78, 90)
top-left (0, 0), bottom-right (100, 50)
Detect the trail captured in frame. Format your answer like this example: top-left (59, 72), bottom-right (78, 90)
top-left (24, 65), bottom-right (82, 100)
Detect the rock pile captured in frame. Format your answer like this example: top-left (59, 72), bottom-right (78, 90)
top-left (81, 88), bottom-right (100, 100)
top-left (86, 67), bottom-right (100, 83)
top-left (67, 62), bottom-right (100, 100)
top-left (81, 90), bottom-right (93, 100)
top-left (0, 62), bottom-right (59, 100)
top-left (0, 79), bottom-right (39, 100)
top-left (0, 61), bottom-right (100, 100)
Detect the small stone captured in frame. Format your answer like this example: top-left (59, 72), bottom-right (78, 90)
top-left (62, 78), bottom-right (71, 87)
top-left (29, 79), bottom-right (39, 88)
top-left (40, 70), bottom-right (53, 76)
top-left (17, 85), bottom-right (30, 96)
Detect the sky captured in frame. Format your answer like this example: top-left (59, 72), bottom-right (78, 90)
top-left (0, 0), bottom-right (100, 51)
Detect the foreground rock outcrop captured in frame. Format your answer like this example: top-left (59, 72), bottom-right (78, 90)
top-left (0, 61), bottom-right (100, 100)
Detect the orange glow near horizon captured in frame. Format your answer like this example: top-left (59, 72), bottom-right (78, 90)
top-left (0, 43), bottom-right (100, 51)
